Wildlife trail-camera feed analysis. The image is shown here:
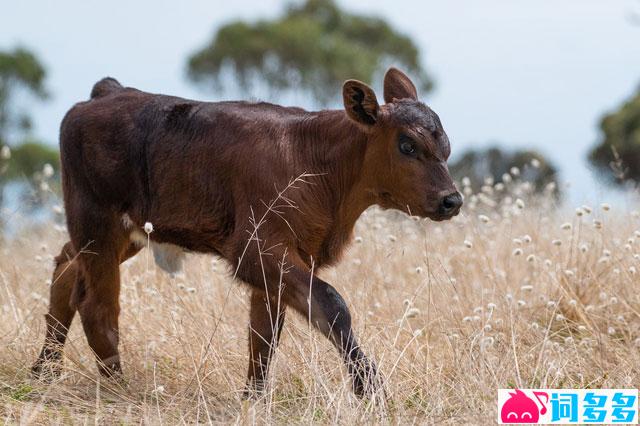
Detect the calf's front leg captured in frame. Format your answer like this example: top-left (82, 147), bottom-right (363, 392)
top-left (238, 252), bottom-right (380, 397)
top-left (286, 267), bottom-right (380, 397)
top-left (245, 289), bottom-right (286, 396)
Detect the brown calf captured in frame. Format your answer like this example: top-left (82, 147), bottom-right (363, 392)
top-left (32, 67), bottom-right (462, 396)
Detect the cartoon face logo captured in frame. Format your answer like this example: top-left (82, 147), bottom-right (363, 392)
top-left (501, 389), bottom-right (548, 423)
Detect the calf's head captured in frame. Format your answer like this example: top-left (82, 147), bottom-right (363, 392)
top-left (343, 67), bottom-right (462, 221)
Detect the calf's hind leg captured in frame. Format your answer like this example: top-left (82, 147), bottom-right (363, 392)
top-left (66, 207), bottom-right (134, 378)
top-left (32, 241), bottom-right (141, 379)
top-left (32, 242), bottom-right (80, 379)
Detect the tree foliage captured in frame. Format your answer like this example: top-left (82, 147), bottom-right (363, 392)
top-left (450, 146), bottom-right (559, 196)
top-left (0, 47), bottom-right (48, 142)
top-left (588, 86), bottom-right (640, 185)
top-left (187, 0), bottom-right (432, 105)
top-left (4, 141), bottom-right (58, 181)
top-left (0, 47), bottom-right (56, 214)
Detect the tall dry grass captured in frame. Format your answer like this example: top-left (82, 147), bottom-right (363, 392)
top-left (1, 170), bottom-right (640, 424)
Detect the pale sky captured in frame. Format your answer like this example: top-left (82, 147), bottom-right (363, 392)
top-left (2, 0), bottom-right (639, 205)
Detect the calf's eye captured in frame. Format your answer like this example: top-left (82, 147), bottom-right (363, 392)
top-left (399, 140), bottom-right (416, 155)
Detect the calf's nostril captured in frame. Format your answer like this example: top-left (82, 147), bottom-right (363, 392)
top-left (443, 197), bottom-right (455, 210)
top-left (441, 193), bottom-right (462, 212)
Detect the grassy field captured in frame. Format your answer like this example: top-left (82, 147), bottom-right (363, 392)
top-left (1, 176), bottom-right (640, 424)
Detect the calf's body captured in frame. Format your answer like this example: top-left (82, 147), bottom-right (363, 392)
top-left (33, 69), bottom-right (461, 396)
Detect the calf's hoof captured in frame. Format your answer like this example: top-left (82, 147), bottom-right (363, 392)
top-left (31, 358), bottom-right (63, 382)
top-left (242, 379), bottom-right (267, 400)
top-left (350, 357), bottom-right (384, 398)
top-left (31, 348), bottom-right (64, 382)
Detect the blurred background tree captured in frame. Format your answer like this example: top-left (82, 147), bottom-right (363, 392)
top-left (0, 46), bottom-right (58, 215)
top-left (187, 0), bottom-right (433, 105)
top-left (450, 146), bottom-right (560, 196)
top-left (0, 47), bottom-right (48, 142)
top-left (187, 0), bottom-right (561, 198)
top-left (588, 86), bottom-right (640, 185)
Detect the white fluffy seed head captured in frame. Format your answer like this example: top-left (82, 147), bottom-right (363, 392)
top-left (593, 220), bottom-right (603, 229)
top-left (552, 239), bottom-right (562, 246)
top-left (523, 234), bottom-right (532, 243)
top-left (464, 239), bottom-right (473, 248)
top-left (561, 222), bottom-right (572, 231)
top-left (405, 307), bottom-right (421, 318)
top-left (43, 163), bottom-right (54, 178)
top-left (513, 248), bottom-right (523, 256)
top-left (510, 166), bottom-right (520, 176)
top-left (601, 203), bottom-right (611, 211)
top-left (515, 198), bottom-right (525, 209)
top-left (478, 214), bottom-right (490, 223)
top-left (526, 254), bottom-right (535, 262)
top-left (0, 145), bottom-right (10, 160)
top-left (144, 222), bottom-right (154, 234)
top-left (531, 158), bottom-right (540, 168)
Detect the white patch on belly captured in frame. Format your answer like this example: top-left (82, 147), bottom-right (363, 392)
top-left (129, 228), bottom-right (185, 274)
top-left (151, 242), bottom-right (185, 274)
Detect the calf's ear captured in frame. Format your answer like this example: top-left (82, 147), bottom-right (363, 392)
top-left (343, 80), bottom-right (379, 126)
top-left (383, 67), bottom-right (418, 103)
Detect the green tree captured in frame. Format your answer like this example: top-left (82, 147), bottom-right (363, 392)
top-left (5, 140), bottom-right (58, 181)
top-left (0, 46), bottom-right (48, 142)
top-left (588, 86), bottom-right (640, 185)
top-left (450, 146), bottom-right (560, 196)
top-left (187, 0), bottom-right (432, 105)
top-left (0, 47), bottom-right (58, 217)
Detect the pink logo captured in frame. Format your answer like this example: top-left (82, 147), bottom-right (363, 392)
top-left (501, 389), bottom-right (549, 423)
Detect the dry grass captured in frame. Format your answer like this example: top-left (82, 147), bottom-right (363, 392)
top-left (1, 176), bottom-right (640, 424)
